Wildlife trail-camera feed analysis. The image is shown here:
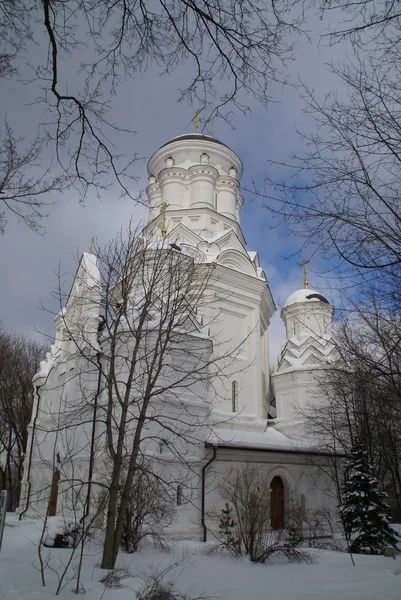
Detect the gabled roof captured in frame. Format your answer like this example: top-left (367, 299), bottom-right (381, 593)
top-left (165, 223), bottom-right (265, 279)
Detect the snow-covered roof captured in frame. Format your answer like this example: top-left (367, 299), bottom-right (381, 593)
top-left (207, 426), bottom-right (310, 453)
top-left (284, 288), bottom-right (330, 308)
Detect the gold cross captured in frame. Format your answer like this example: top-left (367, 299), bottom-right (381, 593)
top-left (191, 107), bottom-right (204, 133)
top-left (160, 202), bottom-right (169, 238)
top-left (299, 259), bottom-right (310, 289)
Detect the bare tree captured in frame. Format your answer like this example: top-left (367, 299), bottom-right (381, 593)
top-left (25, 223), bottom-right (247, 571)
top-left (317, 0), bottom-right (401, 49)
top-left (0, 0), bottom-right (302, 231)
top-left (0, 123), bottom-right (66, 233)
top-left (0, 9), bottom-right (66, 233)
top-left (3, 1), bottom-right (401, 233)
top-left (306, 304), bottom-right (401, 519)
top-left (259, 54), bottom-right (401, 301)
top-left (216, 465), bottom-right (311, 564)
top-left (0, 328), bottom-right (44, 509)
top-left (93, 228), bottom-right (245, 569)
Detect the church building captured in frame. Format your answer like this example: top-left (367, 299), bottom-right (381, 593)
top-left (18, 133), bottom-right (339, 539)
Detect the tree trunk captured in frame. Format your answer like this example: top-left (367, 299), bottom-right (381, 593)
top-left (100, 471), bottom-right (121, 569)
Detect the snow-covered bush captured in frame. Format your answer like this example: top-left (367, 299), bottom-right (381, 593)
top-left (42, 516), bottom-right (82, 548)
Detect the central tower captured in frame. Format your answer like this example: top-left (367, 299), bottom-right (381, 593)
top-left (144, 132), bottom-right (274, 419)
top-left (146, 134), bottom-right (244, 240)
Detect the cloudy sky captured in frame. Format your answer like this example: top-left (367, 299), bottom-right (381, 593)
top-left (0, 10), bottom-right (349, 363)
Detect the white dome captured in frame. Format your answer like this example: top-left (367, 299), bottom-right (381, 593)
top-left (284, 288), bottom-right (330, 308)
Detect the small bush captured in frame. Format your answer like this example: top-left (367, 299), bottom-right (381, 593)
top-left (286, 498), bottom-right (340, 550)
top-left (137, 580), bottom-right (206, 600)
top-left (43, 516), bottom-right (82, 548)
top-left (139, 582), bottom-right (179, 600)
top-left (120, 462), bottom-right (174, 554)
top-left (99, 568), bottom-right (130, 590)
top-left (136, 561), bottom-right (210, 600)
top-left (216, 466), bottom-right (312, 564)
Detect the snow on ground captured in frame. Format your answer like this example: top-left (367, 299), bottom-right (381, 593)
top-left (1, 514), bottom-right (400, 600)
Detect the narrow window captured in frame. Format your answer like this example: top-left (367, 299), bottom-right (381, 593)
top-left (232, 380), bottom-right (238, 412)
top-left (177, 484), bottom-right (183, 506)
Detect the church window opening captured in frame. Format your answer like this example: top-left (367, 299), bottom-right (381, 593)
top-left (177, 485), bottom-right (183, 506)
top-left (270, 475), bottom-right (285, 530)
top-left (159, 439), bottom-right (168, 454)
top-left (232, 380), bottom-right (238, 412)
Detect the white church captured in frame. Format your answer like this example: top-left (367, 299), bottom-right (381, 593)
top-left (18, 132), bottom-right (339, 539)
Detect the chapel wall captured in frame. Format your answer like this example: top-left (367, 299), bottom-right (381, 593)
top-left (203, 454), bottom-right (339, 538)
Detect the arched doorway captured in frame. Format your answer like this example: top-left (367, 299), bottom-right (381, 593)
top-left (270, 475), bottom-right (285, 530)
top-left (49, 470), bottom-right (60, 516)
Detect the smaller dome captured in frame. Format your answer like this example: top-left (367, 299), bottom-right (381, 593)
top-left (284, 288), bottom-right (329, 308)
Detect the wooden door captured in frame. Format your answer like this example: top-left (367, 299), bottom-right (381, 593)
top-left (48, 470), bottom-right (60, 516)
top-left (270, 476), bottom-right (285, 530)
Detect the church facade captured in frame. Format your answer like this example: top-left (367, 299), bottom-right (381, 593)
top-left (18, 133), bottom-right (339, 539)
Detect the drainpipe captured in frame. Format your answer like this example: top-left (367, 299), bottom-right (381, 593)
top-left (201, 445), bottom-right (217, 542)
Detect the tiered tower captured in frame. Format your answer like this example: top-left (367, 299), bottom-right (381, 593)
top-left (145, 133), bottom-right (275, 418)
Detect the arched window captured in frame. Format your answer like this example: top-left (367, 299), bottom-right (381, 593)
top-left (232, 380), bottom-right (238, 412)
top-left (177, 485), bottom-right (183, 506)
top-left (270, 475), bottom-right (285, 530)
